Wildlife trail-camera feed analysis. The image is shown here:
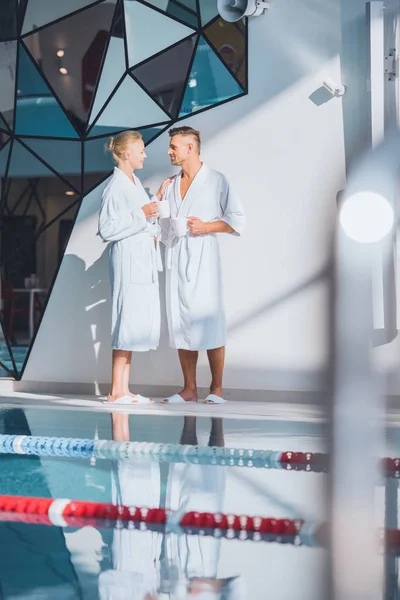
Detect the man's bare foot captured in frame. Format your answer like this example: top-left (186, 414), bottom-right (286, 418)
top-left (164, 388), bottom-right (199, 402)
top-left (176, 388), bottom-right (199, 402)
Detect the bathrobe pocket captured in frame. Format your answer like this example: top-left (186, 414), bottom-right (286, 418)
top-left (130, 243), bottom-right (153, 285)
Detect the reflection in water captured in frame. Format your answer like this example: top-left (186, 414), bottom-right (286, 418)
top-left (100, 414), bottom-right (245, 599)
top-left (0, 409), bottom-right (82, 599)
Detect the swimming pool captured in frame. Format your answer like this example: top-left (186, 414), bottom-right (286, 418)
top-left (0, 404), bottom-right (344, 598)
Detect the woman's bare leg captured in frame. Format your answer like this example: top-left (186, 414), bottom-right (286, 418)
top-left (111, 413), bottom-right (130, 441)
top-left (108, 350), bottom-right (132, 402)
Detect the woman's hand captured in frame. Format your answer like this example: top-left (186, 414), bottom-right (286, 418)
top-left (156, 178), bottom-right (173, 200)
top-left (142, 201), bottom-right (158, 219)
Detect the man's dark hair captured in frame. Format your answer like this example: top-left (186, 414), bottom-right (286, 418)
top-left (168, 126), bottom-right (201, 153)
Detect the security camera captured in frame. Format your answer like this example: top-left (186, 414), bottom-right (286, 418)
top-left (217, 0), bottom-right (270, 23)
top-left (322, 78), bottom-right (346, 97)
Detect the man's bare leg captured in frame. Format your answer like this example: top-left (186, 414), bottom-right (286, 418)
top-left (208, 418), bottom-right (224, 447)
top-left (108, 350), bottom-right (132, 401)
top-left (177, 349), bottom-right (199, 402)
top-left (207, 346), bottom-right (225, 399)
top-left (180, 416), bottom-right (198, 445)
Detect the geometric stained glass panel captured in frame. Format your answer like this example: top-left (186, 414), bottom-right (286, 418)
top-left (19, 138), bottom-right (81, 190)
top-left (132, 36), bottom-right (196, 119)
top-left (94, 74), bottom-right (170, 130)
top-left (203, 17), bottom-right (247, 88)
top-left (0, 148), bottom-right (80, 373)
top-left (179, 36), bottom-right (244, 117)
top-left (22, 0), bottom-right (102, 35)
top-left (0, 0), bottom-right (249, 378)
top-left (16, 46), bottom-right (79, 138)
top-left (143, 0), bottom-right (199, 28)
top-left (0, 41), bottom-right (17, 129)
top-left (88, 10), bottom-right (126, 126)
top-left (0, 132), bottom-right (10, 153)
top-left (200, 0), bottom-right (220, 26)
top-left (0, 335), bottom-right (16, 378)
top-left (124, 1), bottom-right (195, 69)
top-left (23, 1), bottom-right (117, 133)
top-left (0, 140), bottom-right (11, 178)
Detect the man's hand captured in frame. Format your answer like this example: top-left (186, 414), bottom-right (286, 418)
top-left (142, 201), bottom-right (158, 219)
top-left (156, 178), bottom-right (173, 200)
top-left (188, 216), bottom-right (209, 235)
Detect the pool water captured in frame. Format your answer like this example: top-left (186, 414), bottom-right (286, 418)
top-left (0, 405), bottom-right (329, 599)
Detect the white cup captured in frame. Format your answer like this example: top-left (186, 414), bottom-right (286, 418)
top-left (172, 217), bottom-right (188, 237)
top-left (158, 201), bottom-right (171, 219)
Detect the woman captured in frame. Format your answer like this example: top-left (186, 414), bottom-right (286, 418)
top-left (98, 130), bottom-right (170, 404)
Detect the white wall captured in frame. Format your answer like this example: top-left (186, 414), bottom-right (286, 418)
top-left (23, 0), bottom-right (347, 393)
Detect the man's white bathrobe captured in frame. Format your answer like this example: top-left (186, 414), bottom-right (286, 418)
top-left (161, 164), bottom-right (246, 351)
top-left (99, 167), bottom-right (161, 351)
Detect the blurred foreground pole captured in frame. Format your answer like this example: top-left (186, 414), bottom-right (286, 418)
top-left (329, 128), bottom-right (400, 600)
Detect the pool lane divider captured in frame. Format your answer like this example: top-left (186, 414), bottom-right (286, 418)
top-left (0, 495), bottom-right (398, 552)
top-left (0, 493), bottom-right (317, 546)
top-left (0, 434), bottom-right (328, 471)
top-left (3, 434), bottom-right (400, 476)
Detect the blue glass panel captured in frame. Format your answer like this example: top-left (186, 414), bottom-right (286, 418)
top-left (203, 17), bottom-right (246, 88)
top-left (20, 138), bottom-right (81, 187)
top-left (143, 0), bottom-right (198, 28)
top-left (16, 46), bottom-right (79, 138)
top-left (18, 45), bottom-right (49, 96)
top-left (23, 2), bottom-right (116, 133)
top-left (179, 36), bottom-right (243, 117)
top-left (0, 339), bottom-right (17, 377)
top-left (200, 0), bottom-right (219, 26)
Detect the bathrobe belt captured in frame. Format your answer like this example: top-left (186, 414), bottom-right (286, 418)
top-left (166, 231), bottom-right (198, 283)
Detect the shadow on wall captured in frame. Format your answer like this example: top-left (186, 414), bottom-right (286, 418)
top-left (62, 246), bottom-right (179, 389)
top-left (61, 250), bottom-right (111, 388)
top-left (228, 264), bottom-right (329, 335)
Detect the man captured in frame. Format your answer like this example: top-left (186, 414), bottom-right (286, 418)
top-left (161, 126), bottom-right (246, 404)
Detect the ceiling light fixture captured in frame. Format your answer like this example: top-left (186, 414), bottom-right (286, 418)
top-left (65, 191), bottom-right (75, 196)
top-left (57, 50), bottom-right (68, 75)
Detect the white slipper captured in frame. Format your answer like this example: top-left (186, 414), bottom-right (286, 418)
top-left (204, 394), bottom-right (226, 404)
top-left (103, 394), bottom-right (153, 405)
top-left (132, 394), bottom-right (153, 404)
top-left (163, 393), bottom-right (191, 404)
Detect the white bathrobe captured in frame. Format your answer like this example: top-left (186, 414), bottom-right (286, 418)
top-left (98, 459), bottom-right (162, 600)
top-left (161, 165), bottom-right (246, 351)
top-left (99, 167), bottom-right (161, 351)
top-left (165, 461), bottom-right (227, 582)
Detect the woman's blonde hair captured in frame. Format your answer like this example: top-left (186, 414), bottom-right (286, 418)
top-left (106, 130), bottom-right (143, 162)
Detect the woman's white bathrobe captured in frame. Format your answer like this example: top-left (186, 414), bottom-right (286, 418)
top-left (99, 167), bottom-right (161, 351)
top-left (161, 164), bottom-right (246, 351)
